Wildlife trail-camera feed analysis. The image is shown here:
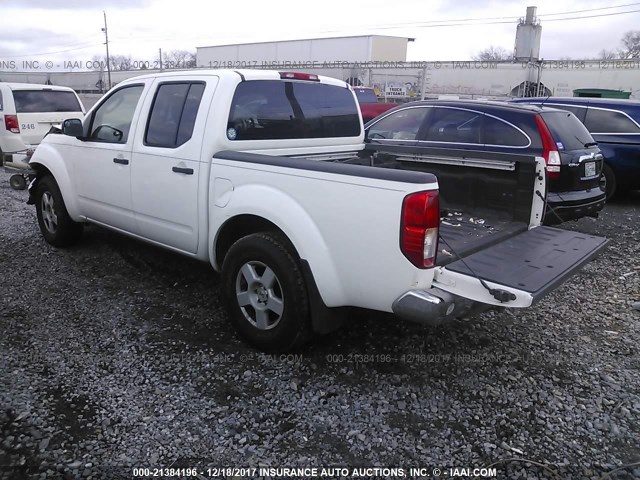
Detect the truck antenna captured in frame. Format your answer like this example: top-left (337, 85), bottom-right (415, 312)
top-left (540, 93), bottom-right (552, 108)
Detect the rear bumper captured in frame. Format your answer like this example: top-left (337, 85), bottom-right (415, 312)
top-left (392, 288), bottom-right (469, 327)
top-left (3, 154), bottom-right (31, 170)
top-left (544, 189), bottom-right (606, 225)
top-left (1, 142), bottom-right (36, 170)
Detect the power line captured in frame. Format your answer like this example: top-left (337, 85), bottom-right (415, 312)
top-left (310, 2), bottom-right (640, 31)
top-left (538, 2), bottom-right (640, 16)
top-left (0, 43), bottom-right (102, 58)
top-left (540, 9), bottom-right (640, 22)
top-left (3, 3), bottom-right (638, 58)
top-left (94, 2), bottom-right (640, 42)
top-left (333, 8), bottom-right (640, 31)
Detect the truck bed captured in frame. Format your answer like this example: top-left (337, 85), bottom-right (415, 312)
top-left (339, 146), bottom-right (540, 266)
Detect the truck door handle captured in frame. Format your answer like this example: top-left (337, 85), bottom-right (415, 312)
top-left (113, 158), bottom-right (129, 165)
top-left (172, 166), bottom-right (194, 175)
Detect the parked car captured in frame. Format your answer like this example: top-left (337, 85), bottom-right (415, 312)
top-left (27, 70), bottom-right (606, 351)
top-left (352, 86), bottom-right (396, 123)
top-left (364, 100), bottom-right (606, 225)
top-left (0, 82), bottom-right (84, 189)
top-left (511, 97), bottom-right (640, 199)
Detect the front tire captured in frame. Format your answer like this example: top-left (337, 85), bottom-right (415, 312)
top-left (221, 232), bottom-right (311, 352)
top-left (35, 176), bottom-right (83, 247)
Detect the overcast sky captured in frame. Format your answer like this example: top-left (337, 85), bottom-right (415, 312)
top-left (1, 0), bottom-right (639, 69)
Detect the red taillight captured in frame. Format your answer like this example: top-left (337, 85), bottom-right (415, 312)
top-left (4, 115), bottom-right (19, 134)
top-left (535, 115), bottom-right (561, 180)
top-left (279, 72), bottom-right (320, 81)
top-left (400, 190), bottom-right (440, 268)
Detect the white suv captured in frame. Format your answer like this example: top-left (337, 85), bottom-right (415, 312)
top-left (1, 82), bottom-right (84, 188)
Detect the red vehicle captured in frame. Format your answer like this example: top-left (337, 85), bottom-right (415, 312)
top-left (352, 86), bottom-right (396, 123)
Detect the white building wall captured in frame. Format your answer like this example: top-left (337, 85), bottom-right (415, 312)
top-left (370, 36), bottom-right (409, 61)
top-left (196, 35), bottom-right (406, 66)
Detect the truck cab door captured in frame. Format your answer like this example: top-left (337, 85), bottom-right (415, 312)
top-left (130, 76), bottom-right (217, 254)
top-left (73, 83), bottom-right (148, 232)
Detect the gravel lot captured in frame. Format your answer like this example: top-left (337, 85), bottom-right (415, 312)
top-left (0, 169), bottom-right (638, 480)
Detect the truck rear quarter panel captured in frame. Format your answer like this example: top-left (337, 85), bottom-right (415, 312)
top-left (208, 158), bottom-right (439, 312)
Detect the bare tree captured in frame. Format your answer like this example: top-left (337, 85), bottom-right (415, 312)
top-left (472, 46), bottom-right (512, 61)
top-left (109, 54), bottom-right (133, 71)
top-left (618, 30), bottom-right (640, 59)
top-left (598, 49), bottom-right (618, 60)
top-left (162, 50), bottom-right (196, 69)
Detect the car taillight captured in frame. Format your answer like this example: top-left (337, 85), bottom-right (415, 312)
top-left (400, 190), bottom-right (439, 268)
top-left (279, 72), bottom-right (320, 81)
top-left (4, 115), bottom-right (19, 134)
top-left (535, 115), bottom-right (561, 180)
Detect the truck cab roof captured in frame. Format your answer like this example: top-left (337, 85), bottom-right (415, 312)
top-left (116, 69), bottom-right (350, 89)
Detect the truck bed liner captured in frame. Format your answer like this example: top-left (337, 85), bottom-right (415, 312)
top-left (445, 226), bottom-right (608, 302)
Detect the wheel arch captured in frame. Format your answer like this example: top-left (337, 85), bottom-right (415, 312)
top-left (214, 214), bottom-right (345, 336)
top-left (29, 144), bottom-right (80, 220)
top-left (214, 214), bottom-right (291, 268)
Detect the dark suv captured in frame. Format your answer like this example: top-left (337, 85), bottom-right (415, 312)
top-left (512, 97), bottom-right (640, 199)
top-left (364, 100), bottom-right (606, 224)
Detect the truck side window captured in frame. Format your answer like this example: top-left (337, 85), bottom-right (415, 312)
top-left (584, 108), bottom-right (640, 134)
top-left (90, 85), bottom-right (144, 144)
top-left (145, 82), bottom-right (205, 148)
top-left (367, 107), bottom-right (429, 141)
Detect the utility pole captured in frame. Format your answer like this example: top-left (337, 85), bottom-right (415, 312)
top-left (102, 11), bottom-right (112, 90)
top-left (159, 48), bottom-right (163, 72)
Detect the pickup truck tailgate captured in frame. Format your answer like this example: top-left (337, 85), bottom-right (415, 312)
top-left (436, 226), bottom-right (608, 306)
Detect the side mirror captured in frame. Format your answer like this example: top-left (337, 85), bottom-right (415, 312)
top-left (62, 118), bottom-right (84, 138)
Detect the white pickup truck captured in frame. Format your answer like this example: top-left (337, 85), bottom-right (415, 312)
top-left (27, 69), bottom-right (607, 351)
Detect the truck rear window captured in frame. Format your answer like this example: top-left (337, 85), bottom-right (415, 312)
top-left (353, 88), bottom-right (379, 104)
top-left (540, 110), bottom-right (594, 151)
top-left (13, 90), bottom-right (82, 113)
top-left (227, 80), bottom-right (360, 140)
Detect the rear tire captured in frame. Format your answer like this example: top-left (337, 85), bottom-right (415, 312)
top-left (35, 176), bottom-right (83, 247)
top-left (221, 232), bottom-right (312, 352)
top-left (601, 163), bottom-right (617, 201)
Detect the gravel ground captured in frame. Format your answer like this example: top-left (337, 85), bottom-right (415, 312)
top-left (0, 169), bottom-right (639, 480)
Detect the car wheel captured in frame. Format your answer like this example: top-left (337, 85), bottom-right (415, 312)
top-left (9, 174), bottom-right (27, 190)
top-left (601, 163), bottom-right (617, 201)
top-left (221, 232), bottom-right (311, 352)
top-left (35, 176), bottom-right (83, 247)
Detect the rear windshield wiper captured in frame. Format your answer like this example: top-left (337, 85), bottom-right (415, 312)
top-left (575, 135), bottom-right (597, 148)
